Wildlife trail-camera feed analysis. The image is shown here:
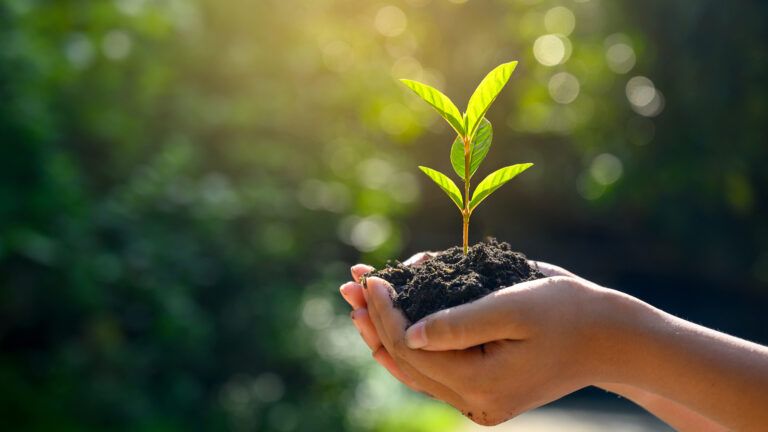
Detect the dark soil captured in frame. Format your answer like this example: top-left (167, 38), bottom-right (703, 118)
top-left (366, 238), bottom-right (545, 323)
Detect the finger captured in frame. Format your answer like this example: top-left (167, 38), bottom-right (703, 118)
top-left (366, 277), bottom-right (469, 383)
top-left (364, 278), bottom-right (467, 407)
top-left (351, 264), bottom-right (374, 284)
top-left (340, 282), bottom-right (367, 309)
top-left (404, 277), bottom-right (558, 351)
top-left (403, 252), bottom-right (436, 267)
top-left (350, 308), bottom-right (381, 351)
top-left (372, 346), bottom-right (424, 392)
top-left (349, 306), bottom-right (421, 392)
top-left (529, 261), bottom-right (578, 279)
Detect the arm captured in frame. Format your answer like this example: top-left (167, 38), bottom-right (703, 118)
top-left (598, 383), bottom-right (728, 432)
top-left (532, 262), bottom-right (728, 432)
top-left (399, 274), bottom-right (768, 430)
top-left (594, 293), bottom-right (768, 431)
top-left (342, 260), bottom-right (768, 429)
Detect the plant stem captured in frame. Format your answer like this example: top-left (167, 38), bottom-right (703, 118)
top-left (462, 213), bottom-right (469, 255)
top-left (462, 135), bottom-right (471, 255)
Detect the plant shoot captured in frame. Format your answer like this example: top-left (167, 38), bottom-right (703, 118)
top-left (400, 61), bottom-right (533, 254)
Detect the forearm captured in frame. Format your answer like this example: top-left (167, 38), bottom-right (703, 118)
top-left (598, 382), bottom-right (727, 432)
top-left (596, 291), bottom-right (768, 430)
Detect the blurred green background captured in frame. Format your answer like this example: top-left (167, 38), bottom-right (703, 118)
top-left (2, 0), bottom-right (767, 430)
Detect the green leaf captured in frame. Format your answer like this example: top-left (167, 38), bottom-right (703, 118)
top-left (450, 118), bottom-right (493, 179)
top-left (464, 61), bottom-right (518, 139)
top-left (469, 163), bottom-right (532, 211)
top-left (400, 79), bottom-right (465, 136)
top-left (418, 166), bottom-right (464, 210)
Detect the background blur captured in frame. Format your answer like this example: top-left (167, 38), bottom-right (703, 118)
top-left (2, 0), bottom-right (767, 430)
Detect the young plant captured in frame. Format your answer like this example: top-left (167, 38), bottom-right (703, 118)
top-left (400, 61), bottom-right (533, 254)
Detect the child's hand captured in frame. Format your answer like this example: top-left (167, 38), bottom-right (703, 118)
top-left (341, 255), bottom-right (615, 425)
top-left (339, 253), bottom-right (435, 394)
top-left (340, 257), bottom-right (751, 430)
top-left (363, 273), bottom-right (610, 425)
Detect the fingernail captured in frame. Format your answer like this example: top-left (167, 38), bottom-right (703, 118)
top-left (368, 279), bottom-right (388, 299)
top-left (367, 277), bottom-right (389, 293)
top-left (405, 321), bottom-right (427, 349)
top-left (366, 277), bottom-right (381, 289)
top-left (352, 264), bottom-right (374, 280)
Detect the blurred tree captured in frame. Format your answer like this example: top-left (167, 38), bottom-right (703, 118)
top-left (1, 0), bottom-right (767, 431)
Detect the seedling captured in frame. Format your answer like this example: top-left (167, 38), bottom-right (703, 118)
top-left (400, 61), bottom-right (533, 254)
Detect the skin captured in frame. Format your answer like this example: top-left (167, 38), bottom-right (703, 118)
top-left (339, 255), bottom-right (768, 430)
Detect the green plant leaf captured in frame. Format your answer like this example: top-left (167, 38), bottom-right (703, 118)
top-left (464, 61), bottom-right (518, 139)
top-left (469, 163), bottom-right (532, 211)
top-left (449, 135), bottom-right (465, 178)
top-left (418, 166), bottom-right (464, 210)
top-left (450, 117), bottom-right (493, 179)
top-left (400, 79), bottom-right (465, 136)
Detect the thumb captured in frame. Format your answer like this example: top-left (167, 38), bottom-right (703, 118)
top-left (404, 294), bottom-right (515, 351)
top-left (404, 278), bottom-right (551, 351)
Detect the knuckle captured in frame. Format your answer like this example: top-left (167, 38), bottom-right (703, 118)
top-left (371, 345), bottom-right (385, 359)
top-left (547, 275), bottom-right (573, 285)
top-left (545, 275), bottom-right (581, 294)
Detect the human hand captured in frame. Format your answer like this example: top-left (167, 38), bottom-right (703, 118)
top-left (339, 253), bottom-right (436, 394)
top-left (341, 257), bottom-right (746, 431)
top-left (340, 255), bottom-right (618, 425)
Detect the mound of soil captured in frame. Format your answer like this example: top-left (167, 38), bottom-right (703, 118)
top-left (366, 238), bottom-right (545, 323)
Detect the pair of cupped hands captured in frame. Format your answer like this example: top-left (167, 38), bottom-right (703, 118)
top-left (339, 253), bottom-right (611, 426)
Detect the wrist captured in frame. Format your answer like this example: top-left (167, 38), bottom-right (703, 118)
top-left (578, 284), bottom-right (661, 386)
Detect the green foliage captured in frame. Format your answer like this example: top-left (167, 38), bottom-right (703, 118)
top-left (402, 62), bottom-right (531, 252)
top-left (400, 79), bottom-right (465, 136)
top-left (465, 61), bottom-right (518, 140)
top-left (0, 1), bottom-right (412, 430)
top-left (3, 0), bottom-right (768, 430)
top-left (450, 118), bottom-right (493, 179)
top-left (418, 166), bottom-right (464, 210)
top-left (372, 400), bottom-right (461, 432)
top-left (469, 163), bottom-right (533, 211)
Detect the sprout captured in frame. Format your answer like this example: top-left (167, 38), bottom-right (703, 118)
top-left (399, 61), bottom-right (533, 254)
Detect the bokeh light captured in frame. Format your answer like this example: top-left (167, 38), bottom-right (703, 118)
top-left (3, 0), bottom-right (768, 431)
top-left (626, 76), bottom-right (656, 107)
top-left (533, 34), bottom-right (571, 66)
top-left (101, 29), bottom-right (132, 61)
top-left (544, 6), bottom-right (576, 36)
top-left (590, 153), bottom-right (624, 186)
top-left (339, 215), bottom-right (393, 252)
top-left (548, 72), bottom-right (580, 104)
top-left (391, 56), bottom-right (424, 80)
top-left (626, 76), bottom-right (665, 117)
top-left (375, 5), bottom-right (408, 37)
top-left (605, 42), bottom-right (636, 74)
top-left (64, 33), bottom-right (94, 69)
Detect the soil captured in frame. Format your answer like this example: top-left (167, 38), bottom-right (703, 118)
top-left (365, 238), bottom-right (545, 323)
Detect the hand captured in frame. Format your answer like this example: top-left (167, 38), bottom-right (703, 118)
top-left (340, 257), bottom-right (738, 430)
top-left (339, 253), bottom-right (435, 394)
top-left (340, 254), bottom-right (610, 425)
